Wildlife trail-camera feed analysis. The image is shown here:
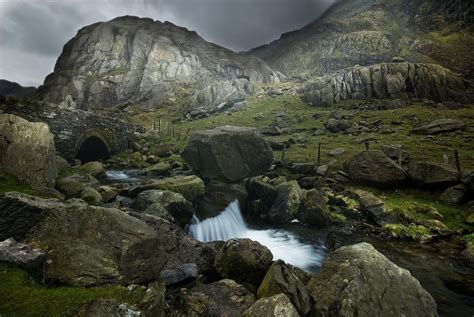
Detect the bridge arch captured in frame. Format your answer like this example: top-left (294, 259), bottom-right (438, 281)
top-left (75, 129), bottom-right (115, 163)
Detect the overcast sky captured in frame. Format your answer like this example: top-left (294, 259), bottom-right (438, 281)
top-left (0, 0), bottom-right (333, 87)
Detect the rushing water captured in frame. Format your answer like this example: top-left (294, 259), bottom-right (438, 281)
top-left (188, 200), bottom-right (326, 272)
top-left (105, 169), bottom-right (143, 182)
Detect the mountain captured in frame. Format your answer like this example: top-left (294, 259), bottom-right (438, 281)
top-left (250, 0), bottom-right (474, 80)
top-left (38, 16), bottom-right (278, 112)
top-left (0, 80), bottom-right (36, 99)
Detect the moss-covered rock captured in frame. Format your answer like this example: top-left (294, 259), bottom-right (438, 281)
top-left (268, 181), bottom-right (302, 224)
top-left (80, 186), bottom-right (103, 205)
top-left (56, 174), bottom-right (98, 198)
top-left (215, 238), bottom-right (273, 287)
top-left (242, 293), bottom-right (299, 317)
top-left (298, 189), bottom-right (331, 227)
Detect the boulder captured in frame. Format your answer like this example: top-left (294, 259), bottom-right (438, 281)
top-left (0, 238), bottom-right (46, 268)
top-left (129, 175), bottom-right (204, 201)
top-left (440, 184), bottom-right (467, 204)
top-left (133, 189), bottom-right (194, 227)
top-left (80, 186), bottom-right (103, 205)
top-left (0, 192), bottom-right (168, 286)
top-left (197, 180), bottom-right (248, 219)
top-left (307, 242), bottom-right (438, 317)
top-left (408, 162), bottom-right (459, 186)
top-left (344, 151), bottom-right (407, 187)
top-left (214, 238), bottom-right (273, 287)
top-left (143, 162), bottom-right (172, 176)
top-left (242, 294), bottom-right (299, 317)
top-left (412, 119), bottom-right (465, 135)
top-left (268, 181), bottom-right (303, 224)
top-left (181, 126), bottom-right (273, 183)
top-left (354, 189), bottom-right (389, 225)
top-left (56, 173), bottom-right (98, 198)
top-left (298, 189), bottom-right (331, 227)
top-left (0, 114), bottom-right (57, 188)
top-left (56, 155), bottom-right (71, 174)
top-left (168, 279), bottom-right (256, 316)
top-left (248, 176), bottom-right (279, 207)
top-left (79, 161), bottom-right (107, 179)
top-left (381, 145), bottom-right (411, 164)
top-left (98, 185), bottom-right (119, 203)
top-left (325, 119), bottom-right (351, 133)
top-left (257, 260), bottom-right (313, 315)
top-left (160, 263), bottom-right (198, 286)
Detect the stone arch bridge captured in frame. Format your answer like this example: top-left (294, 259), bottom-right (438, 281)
top-left (1, 101), bottom-right (143, 162)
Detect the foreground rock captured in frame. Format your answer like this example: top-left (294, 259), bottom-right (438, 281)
top-left (0, 114), bottom-right (57, 188)
top-left (182, 126), bottom-right (273, 183)
top-left (257, 260), bottom-right (312, 315)
top-left (344, 151), bottom-right (407, 187)
top-left (307, 242), bottom-right (438, 317)
top-left (0, 192), bottom-right (167, 286)
top-left (242, 294), bottom-right (299, 317)
top-left (412, 119), bottom-right (465, 135)
top-left (215, 238), bottom-right (273, 287)
top-left (0, 238), bottom-right (46, 268)
top-left (168, 279), bottom-right (256, 316)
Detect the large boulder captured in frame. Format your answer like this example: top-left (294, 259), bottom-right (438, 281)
top-left (307, 242), bottom-right (438, 317)
top-left (408, 161), bottom-right (460, 186)
top-left (181, 126), bottom-right (273, 183)
top-left (129, 175), bottom-right (204, 201)
top-left (242, 294), bottom-right (299, 317)
top-left (133, 189), bottom-right (194, 227)
top-left (257, 260), bottom-right (313, 315)
top-left (344, 151), bottom-right (407, 187)
top-left (412, 119), bottom-right (465, 135)
top-left (0, 114), bottom-right (57, 188)
top-left (167, 279), bottom-right (256, 316)
top-left (214, 238), bottom-right (273, 287)
top-left (268, 181), bottom-right (303, 224)
top-left (0, 192), bottom-right (168, 286)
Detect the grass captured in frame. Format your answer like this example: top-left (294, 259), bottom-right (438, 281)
top-left (0, 171), bottom-right (41, 197)
top-left (0, 262), bottom-right (146, 317)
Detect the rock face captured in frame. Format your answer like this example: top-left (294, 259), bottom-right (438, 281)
top-left (214, 238), bottom-right (273, 287)
top-left (0, 192), bottom-right (167, 286)
top-left (250, 0), bottom-right (474, 80)
top-left (0, 114), bottom-right (58, 188)
top-left (242, 294), bottom-right (299, 317)
top-left (38, 16), bottom-right (277, 110)
top-left (182, 126), bottom-right (274, 183)
top-left (344, 151), bottom-right (407, 187)
top-left (302, 63), bottom-right (472, 106)
top-left (307, 242), bottom-right (438, 317)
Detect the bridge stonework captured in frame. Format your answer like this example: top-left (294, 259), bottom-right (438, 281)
top-left (1, 100), bottom-right (143, 162)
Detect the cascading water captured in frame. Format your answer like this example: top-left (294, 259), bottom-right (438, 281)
top-left (105, 170), bottom-right (142, 182)
top-left (188, 200), bottom-right (326, 272)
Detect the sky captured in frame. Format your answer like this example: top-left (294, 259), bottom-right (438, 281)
top-left (0, 0), bottom-right (334, 87)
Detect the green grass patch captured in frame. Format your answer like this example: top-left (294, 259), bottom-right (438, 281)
top-left (0, 262), bottom-right (146, 317)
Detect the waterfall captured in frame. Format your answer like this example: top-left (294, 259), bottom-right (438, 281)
top-left (188, 200), bottom-right (326, 272)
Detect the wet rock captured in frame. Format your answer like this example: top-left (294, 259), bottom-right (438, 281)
top-left (242, 294), bottom-right (299, 317)
top-left (214, 238), bottom-right (273, 287)
top-left (307, 242), bottom-right (438, 317)
top-left (56, 173), bottom-right (98, 198)
top-left (181, 126), bottom-right (273, 183)
top-left (257, 260), bottom-right (312, 315)
top-left (344, 151), bottom-right (407, 187)
top-left (196, 180), bottom-right (248, 219)
top-left (0, 238), bottom-right (46, 268)
top-left (408, 161), bottom-right (459, 186)
top-left (268, 181), bottom-right (303, 224)
top-left (133, 189), bottom-right (194, 227)
top-left (440, 184), bottom-right (467, 204)
top-left (0, 114), bottom-right (58, 188)
top-left (412, 119), bottom-right (465, 135)
top-left (168, 279), bottom-right (256, 316)
top-left (160, 263), bottom-right (198, 286)
top-left (298, 189), bottom-right (331, 227)
top-left (248, 176), bottom-right (279, 207)
top-left (78, 161), bottom-right (106, 179)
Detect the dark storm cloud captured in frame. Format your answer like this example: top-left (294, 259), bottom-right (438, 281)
top-left (0, 0), bottom-right (334, 86)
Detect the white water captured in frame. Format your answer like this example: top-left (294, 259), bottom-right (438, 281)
top-left (106, 170), bottom-right (141, 182)
top-left (188, 200), bottom-right (326, 272)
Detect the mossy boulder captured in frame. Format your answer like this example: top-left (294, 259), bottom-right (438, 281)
top-left (307, 243), bottom-right (438, 317)
top-left (56, 173), bottom-right (98, 198)
top-left (78, 161), bottom-right (107, 179)
top-left (80, 186), bottom-right (103, 205)
top-left (268, 181), bottom-right (303, 224)
top-left (143, 162), bottom-right (172, 176)
top-left (257, 260), bottom-right (312, 315)
top-left (408, 161), bottom-right (459, 186)
top-left (242, 294), bottom-right (299, 317)
top-left (215, 238), bottom-right (273, 287)
top-left (298, 189), bottom-right (331, 227)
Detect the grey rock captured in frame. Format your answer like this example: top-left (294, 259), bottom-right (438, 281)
top-left (0, 238), bottom-right (46, 268)
top-left (440, 184), bottom-right (467, 204)
top-left (182, 126), bottom-right (273, 183)
top-left (242, 294), bottom-right (299, 317)
top-left (354, 189), bottom-right (389, 225)
top-left (412, 119), bottom-right (465, 134)
top-left (268, 181), bottom-right (303, 224)
top-left (381, 145), bottom-right (411, 163)
top-left (307, 242), bottom-right (438, 317)
top-left (160, 263), bottom-right (198, 286)
top-left (298, 189), bottom-right (331, 227)
top-left (408, 161), bottom-right (459, 186)
top-left (325, 118), bottom-right (352, 133)
top-left (328, 148), bottom-right (345, 156)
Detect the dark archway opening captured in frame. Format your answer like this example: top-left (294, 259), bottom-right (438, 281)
top-left (76, 136), bottom-right (110, 163)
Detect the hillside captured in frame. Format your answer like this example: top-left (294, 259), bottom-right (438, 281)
top-left (250, 0), bottom-right (474, 79)
top-left (0, 80), bottom-right (36, 99)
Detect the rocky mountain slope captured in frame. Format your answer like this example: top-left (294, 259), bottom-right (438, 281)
top-left (0, 80), bottom-right (36, 99)
top-left (250, 0), bottom-right (474, 80)
top-left (37, 16), bottom-right (278, 111)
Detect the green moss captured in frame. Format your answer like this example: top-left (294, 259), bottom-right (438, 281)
top-left (463, 234), bottom-right (474, 245)
top-left (328, 211), bottom-right (347, 222)
top-left (0, 171), bottom-right (40, 196)
top-left (0, 262), bottom-right (146, 317)
top-left (383, 223), bottom-right (430, 238)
